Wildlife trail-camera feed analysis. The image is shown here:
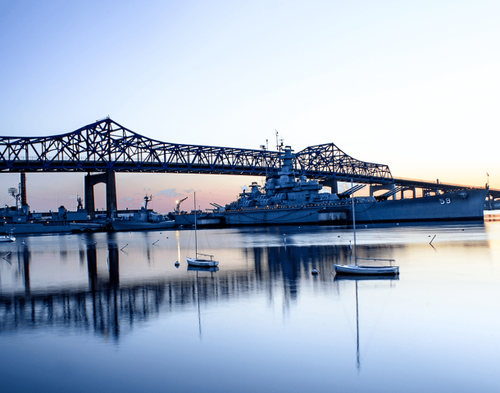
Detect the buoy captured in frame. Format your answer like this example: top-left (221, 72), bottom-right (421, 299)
top-left (174, 261), bottom-right (180, 268)
top-left (311, 268), bottom-right (319, 275)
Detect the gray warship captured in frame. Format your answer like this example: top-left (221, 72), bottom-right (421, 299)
top-left (110, 195), bottom-right (175, 231)
top-left (0, 187), bottom-right (97, 234)
top-left (173, 148), bottom-right (487, 227)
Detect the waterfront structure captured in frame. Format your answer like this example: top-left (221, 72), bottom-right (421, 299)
top-left (0, 118), bottom-right (497, 222)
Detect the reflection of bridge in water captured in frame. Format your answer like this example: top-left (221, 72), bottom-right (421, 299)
top-left (0, 241), bottom-right (372, 341)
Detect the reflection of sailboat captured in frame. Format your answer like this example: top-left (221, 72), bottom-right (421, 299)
top-left (334, 188), bottom-right (399, 275)
top-left (188, 266), bottom-right (219, 273)
top-left (335, 275), bottom-right (398, 370)
top-left (186, 192), bottom-right (219, 268)
top-left (190, 266), bottom-right (218, 339)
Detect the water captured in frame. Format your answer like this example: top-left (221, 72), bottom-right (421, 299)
top-left (1, 222), bottom-right (500, 393)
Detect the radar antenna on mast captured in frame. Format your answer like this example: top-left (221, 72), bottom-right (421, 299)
top-left (77, 195), bottom-right (84, 210)
top-left (8, 187), bottom-right (20, 209)
top-left (144, 194), bottom-right (153, 210)
top-left (275, 130), bottom-right (284, 152)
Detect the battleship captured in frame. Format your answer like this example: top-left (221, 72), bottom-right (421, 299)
top-left (173, 148), bottom-right (488, 227)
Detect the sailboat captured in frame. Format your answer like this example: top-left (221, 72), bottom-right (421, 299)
top-left (186, 192), bottom-right (219, 268)
top-left (333, 187), bottom-right (399, 276)
top-left (0, 229), bottom-right (15, 243)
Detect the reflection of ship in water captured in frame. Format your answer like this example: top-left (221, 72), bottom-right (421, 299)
top-left (0, 237), bottom-right (400, 341)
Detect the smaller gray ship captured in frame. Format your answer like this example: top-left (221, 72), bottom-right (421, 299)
top-left (111, 195), bottom-right (175, 231)
top-left (1, 185), bottom-right (95, 234)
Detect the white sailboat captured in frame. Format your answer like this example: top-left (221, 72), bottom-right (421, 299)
top-left (0, 230), bottom-right (15, 243)
top-left (333, 186), bottom-right (399, 276)
top-left (186, 192), bottom-right (219, 268)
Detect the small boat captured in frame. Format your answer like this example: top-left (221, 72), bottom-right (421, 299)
top-left (187, 256), bottom-right (218, 268)
top-left (333, 264), bottom-right (399, 275)
top-left (0, 230), bottom-right (16, 243)
top-left (186, 192), bottom-right (219, 268)
top-left (333, 183), bottom-right (399, 276)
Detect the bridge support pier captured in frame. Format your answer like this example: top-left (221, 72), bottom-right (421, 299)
top-left (399, 186), bottom-right (416, 199)
top-left (486, 194), bottom-right (496, 210)
top-left (84, 171), bottom-right (117, 219)
top-left (321, 178), bottom-right (339, 194)
top-left (370, 183), bottom-right (397, 200)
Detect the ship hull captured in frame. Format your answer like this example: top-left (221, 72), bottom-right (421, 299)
top-left (173, 214), bottom-right (226, 227)
top-left (222, 189), bottom-right (487, 226)
top-left (223, 206), bottom-right (348, 226)
top-left (0, 222), bottom-right (74, 234)
top-left (111, 220), bottom-right (175, 231)
top-left (353, 189), bottom-right (487, 223)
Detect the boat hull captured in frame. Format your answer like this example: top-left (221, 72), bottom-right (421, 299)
top-left (353, 189), bottom-right (487, 223)
top-left (173, 213), bottom-right (225, 227)
top-left (0, 223), bottom-right (74, 234)
top-left (220, 188), bottom-right (487, 226)
top-left (111, 220), bottom-right (175, 231)
top-left (333, 264), bottom-right (399, 275)
top-left (186, 257), bottom-right (219, 267)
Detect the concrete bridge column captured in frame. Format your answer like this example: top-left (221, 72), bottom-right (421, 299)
top-left (320, 177), bottom-right (339, 194)
top-left (400, 186), bottom-right (416, 199)
top-left (84, 171), bottom-right (117, 219)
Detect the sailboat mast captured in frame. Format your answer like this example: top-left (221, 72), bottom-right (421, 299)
top-left (355, 280), bottom-right (360, 370)
top-left (194, 192), bottom-right (198, 257)
top-left (351, 180), bottom-right (357, 264)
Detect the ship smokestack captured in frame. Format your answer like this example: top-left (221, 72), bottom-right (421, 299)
top-left (20, 172), bottom-right (28, 207)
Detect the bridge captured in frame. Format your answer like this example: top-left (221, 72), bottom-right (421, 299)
top-left (0, 118), bottom-right (496, 214)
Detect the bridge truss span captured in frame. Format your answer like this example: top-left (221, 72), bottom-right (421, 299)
top-left (0, 118), bottom-right (283, 175)
top-left (0, 117), bottom-right (495, 205)
top-left (0, 118), bottom-right (393, 182)
top-left (295, 143), bottom-right (393, 182)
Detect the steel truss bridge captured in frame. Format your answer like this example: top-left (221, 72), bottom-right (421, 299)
top-left (0, 117), bottom-right (496, 203)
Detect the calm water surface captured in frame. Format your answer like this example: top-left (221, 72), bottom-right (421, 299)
top-left (1, 221), bottom-right (500, 392)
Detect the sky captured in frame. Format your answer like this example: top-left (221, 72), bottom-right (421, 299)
top-left (0, 0), bottom-right (499, 213)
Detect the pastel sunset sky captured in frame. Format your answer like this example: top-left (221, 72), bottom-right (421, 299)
top-left (1, 0), bottom-right (499, 212)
